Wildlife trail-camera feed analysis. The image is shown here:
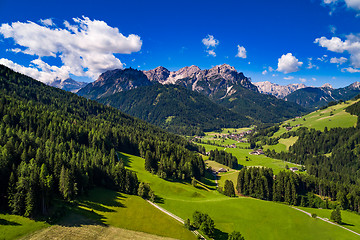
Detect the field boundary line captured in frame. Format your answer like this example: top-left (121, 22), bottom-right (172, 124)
top-left (146, 200), bottom-right (206, 239)
top-left (291, 206), bottom-right (360, 237)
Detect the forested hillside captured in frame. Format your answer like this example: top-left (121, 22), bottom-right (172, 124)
top-left (99, 84), bottom-right (251, 135)
top-left (248, 99), bottom-right (360, 212)
top-left (0, 65), bottom-right (204, 218)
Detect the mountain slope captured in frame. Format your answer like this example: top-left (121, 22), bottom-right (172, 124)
top-left (98, 84), bottom-right (252, 135)
top-left (254, 81), bottom-right (306, 99)
top-left (49, 78), bottom-right (87, 92)
top-left (214, 84), bottom-right (307, 123)
top-left (285, 83), bottom-right (360, 109)
top-left (78, 68), bottom-right (152, 99)
top-left (77, 64), bottom-right (307, 131)
top-left (0, 64), bottom-right (204, 217)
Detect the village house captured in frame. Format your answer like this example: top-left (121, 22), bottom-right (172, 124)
top-left (250, 149), bottom-right (264, 155)
top-left (290, 167), bottom-right (298, 172)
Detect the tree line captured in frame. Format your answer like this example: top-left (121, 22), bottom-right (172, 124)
top-left (208, 149), bottom-right (239, 169)
top-left (0, 65), bottom-right (205, 218)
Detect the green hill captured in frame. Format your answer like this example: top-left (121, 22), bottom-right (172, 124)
top-left (98, 84), bottom-right (251, 135)
top-left (0, 64), bottom-right (204, 223)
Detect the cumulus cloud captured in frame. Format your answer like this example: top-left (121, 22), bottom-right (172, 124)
top-left (277, 53), bottom-right (303, 74)
top-left (206, 49), bottom-right (216, 57)
top-left (235, 45), bottom-right (247, 58)
top-left (0, 16), bottom-right (142, 82)
top-left (202, 35), bottom-right (219, 57)
top-left (40, 18), bottom-right (54, 26)
top-left (262, 70), bottom-right (267, 75)
top-left (315, 34), bottom-right (360, 68)
top-left (342, 67), bottom-right (360, 72)
top-left (323, 0), bottom-right (360, 11)
top-left (330, 56), bottom-right (348, 64)
top-left (202, 35), bottom-right (219, 48)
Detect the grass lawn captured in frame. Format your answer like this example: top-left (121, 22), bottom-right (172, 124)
top-left (298, 207), bottom-right (360, 235)
top-left (123, 152), bottom-right (360, 240)
top-left (264, 136), bottom-right (299, 153)
top-left (74, 188), bottom-right (196, 240)
top-left (217, 171), bottom-right (239, 190)
top-left (272, 100), bottom-right (359, 139)
top-left (21, 213), bottom-right (176, 240)
top-left (0, 213), bottom-right (49, 240)
top-left (198, 143), bottom-right (300, 174)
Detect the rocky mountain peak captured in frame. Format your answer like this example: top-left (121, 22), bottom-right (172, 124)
top-left (321, 83), bottom-right (333, 89)
top-left (143, 66), bottom-right (170, 83)
top-left (349, 81), bottom-right (360, 90)
top-left (254, 81), bottom-right (307, 99)
top-left (49, 77), bottom-right (87, 93)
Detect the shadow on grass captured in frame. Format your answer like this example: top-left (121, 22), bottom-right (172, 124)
top-left (154, 195), bottom-right (165, 204)
top-left (80, 188), bottom-right (127, 208)
top-left (117, 152), bottom-right (132, 167)
top-left (340, 222), bottom-right (355, 227)
top-left (212, 228), bottom-right (229, 240)
top-left (0, 218), bottom-right (21, 226)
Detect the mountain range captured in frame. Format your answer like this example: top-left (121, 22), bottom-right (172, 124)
top-left (255, 81), bottom-right (360, 109)
top-left (77, 64), bottom-right (306, 134)
top-left (49, 78), bottom-right (87, 93)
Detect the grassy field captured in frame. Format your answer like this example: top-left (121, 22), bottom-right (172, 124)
top-left (123, 152), bottom-right (360, 240)
top-left (271, 100), bottom-right (359, 139)
top-left (73, 188), bottom-right (196, 240)
top-left (20, 213), bottom-right (176, 240)
top-left (0, 213), bottom-right (49, 240)
top-left (298, 207), bottom-right (360, 235)
top-left (264, 136), bottom-right (299, 153)
top-left (198, 143), bottom-right (300, 174)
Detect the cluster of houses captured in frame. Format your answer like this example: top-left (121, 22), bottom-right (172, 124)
top-left (250, 149), bottom-right (264, 155)
top-left (289, 167), bottom-right (298, 172)
top-left (225, 129), bottom-right (253, 141)
top-left (284, 124), bottom-right (302, 131)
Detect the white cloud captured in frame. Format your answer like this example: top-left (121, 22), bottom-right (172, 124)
top-left (284, 76), bottom-right (294, 80)
top-left (0, 16), bottom-right (142, 82)
top-left (262, 70), bottom-right (267, 75)
top-left (202, 35), bottom-right (219, 57)
top-left (40, 18), bottom-right (54, 26)
top-left (342, 67), bottom-right (360, 72)
top-left (277, 53), bottom-right (303, 74)
top-left (330, 56), bottom-right (348, 64)
top-left (235, 45), bottom-right (247, 58)
top-left (206, 49), bottom-right (216, 57)
top-left (202, 35), bottom-right (219, 48)
top-left (315, 34), bottom-right (360, 68)
top-left (323, 0), bottom-right (360, 10)
top-left (307, 57), bottom-right (319, 69)
top-left (312, 77), bottom-right (317, 81)
top-left (317, 55), bottom-right (328, 62)
top-left (268, 66), bottom-right (274, 72)
top-left (329, 25), bottom-right (337, 34)
top-left (299, 78), bottom-right (307, 82)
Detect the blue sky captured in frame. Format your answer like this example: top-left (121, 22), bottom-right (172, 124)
top-left (0, 0), bottom-right (360, 88)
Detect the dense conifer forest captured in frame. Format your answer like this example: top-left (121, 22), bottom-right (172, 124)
top-left (0, 65), bottom-right (205, 218)
top-left (247, 102), bottom-right (360, 212)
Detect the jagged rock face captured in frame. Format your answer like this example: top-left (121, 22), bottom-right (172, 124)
top-left (349, 81), bottom-right (360, 90)
top-left (254, 81), bottom-right (306, 99)
top-left (143, 66), bottom-right (170, 83)
top-left (321, 83), bottom-right (333, 89)
top-left (77, 68), bottom-right (152, 99)
top-left (143, 64), bottom-right (258, 98)
top-left (49, 78), bottom-right (87, 93)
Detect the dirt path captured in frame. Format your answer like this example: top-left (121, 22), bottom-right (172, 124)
top-left (146, 200), bottom-right (205, 239)
top-left (291, 206), bottom-right (360, 237)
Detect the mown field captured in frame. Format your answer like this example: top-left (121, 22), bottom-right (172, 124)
top-left (123, 152), bottom-right (360, 240)
top-left (0, 214), bottom-right (49, 240)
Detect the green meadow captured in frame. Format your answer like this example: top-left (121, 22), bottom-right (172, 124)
top-left (121, 152), bottom-right (360, 240)
top-left (198, 143), bottom-right (300, 174)
top-left (0, 214), bottom-right (49, 240)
